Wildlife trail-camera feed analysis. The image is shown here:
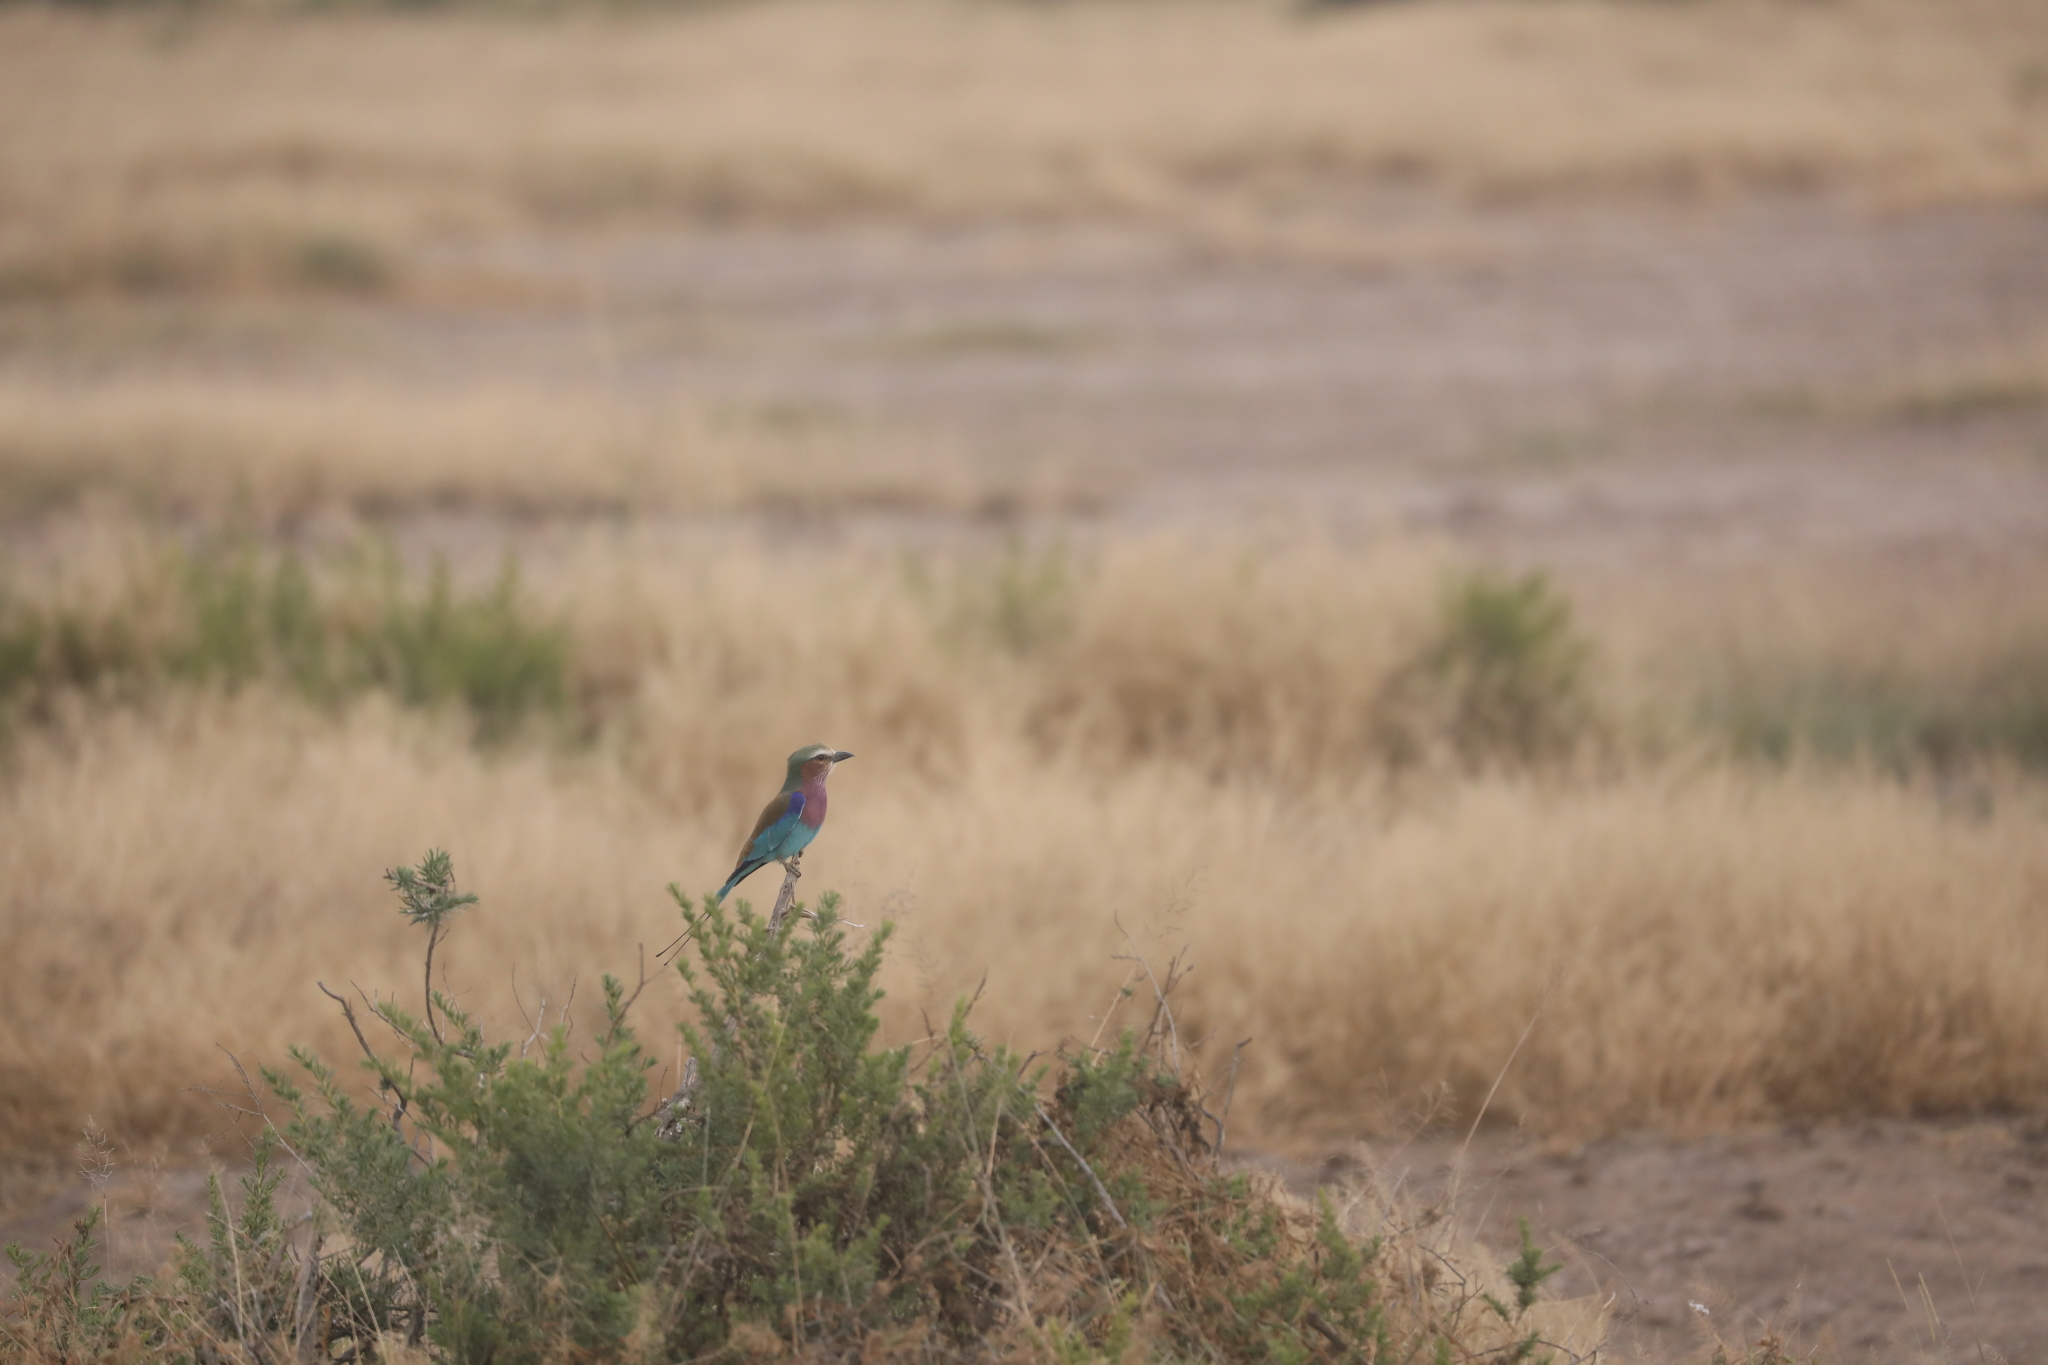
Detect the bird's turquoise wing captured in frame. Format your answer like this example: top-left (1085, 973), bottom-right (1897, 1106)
top-left (717, 791), bottom-right (810, 902)
top-left (743, 790), bottom-right (805, 862)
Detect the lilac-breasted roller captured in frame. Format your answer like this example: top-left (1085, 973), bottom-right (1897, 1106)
top-left (715, 743), bottom-right (855, 903)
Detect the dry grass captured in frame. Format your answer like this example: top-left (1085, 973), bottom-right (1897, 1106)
top-left (0, 377), bottom-right (1001, 519)
top-left (1747, 335), bottom-right (2048, 427)
top-left (2, 0), bottom-right (2045, 299)
top-left (6, 535), bottom-right (2047, 1159)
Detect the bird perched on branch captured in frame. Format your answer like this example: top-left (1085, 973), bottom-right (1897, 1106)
top-left (715, 743), bottom-right (854, 904)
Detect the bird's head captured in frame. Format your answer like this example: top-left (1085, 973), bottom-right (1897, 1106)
top-left (786, 743), bottom-right (855, 786)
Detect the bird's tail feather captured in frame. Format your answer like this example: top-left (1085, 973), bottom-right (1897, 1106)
top-left (714, 861), bottom-right (759, 905)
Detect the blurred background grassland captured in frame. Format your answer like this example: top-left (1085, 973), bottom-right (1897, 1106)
top-left (5, 528), bottom-right (2048, 1158)
top-left (2, 0), bottom-right (2048, 1170)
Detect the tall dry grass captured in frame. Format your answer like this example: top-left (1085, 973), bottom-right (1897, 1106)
top-left (0, 377), bottom-right (993, 519)
top-left (5, 533), bottom-right (2047, 1158)
top-left (3, 0), bottom-right (2045, 300)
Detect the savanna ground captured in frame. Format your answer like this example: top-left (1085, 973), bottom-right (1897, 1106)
top-left (4, 0), bottom-right (2048, 1359)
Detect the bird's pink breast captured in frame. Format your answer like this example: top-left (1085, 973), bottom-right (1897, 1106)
top-left (799, 777), bottom-right (828, 829)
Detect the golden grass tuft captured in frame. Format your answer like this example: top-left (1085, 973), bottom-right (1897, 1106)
top-left (5, 536), bottom-right (2047, 1158)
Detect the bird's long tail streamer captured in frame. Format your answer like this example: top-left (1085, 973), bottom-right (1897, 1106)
top-left (656, 911), bottom-right (710, 966)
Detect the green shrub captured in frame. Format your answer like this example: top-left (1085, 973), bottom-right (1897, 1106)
top-left (0, 537), bottom-right (569, 741)
top-left (4, 851), bottom-right (1579, 1363)
top-left (1701, 644), bottom-right (2048, 776)
top-left (913, 535), bottom-right (1076, 657)
top-left (289, 234), bottom-right (395, 295)
top-left (1429, 569), bottom-right (1589, 765)
top-left (1377, 568), bottom-right (1592, 771)
top-left (356, 556), bottom-right (570, 740)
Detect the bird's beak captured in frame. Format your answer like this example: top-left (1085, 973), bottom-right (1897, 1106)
top-left (831, 751), bottom-right (855, 763)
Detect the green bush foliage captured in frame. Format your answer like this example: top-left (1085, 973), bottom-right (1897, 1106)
top-left (0, 538), bottom-right (569, 740)
top-left (4, 852), bottom-right (1588, 1364)
top-left (1702, 647), bottom-right (2048, 776)
top-left (911, 535), bottom-right (1076, 657)
top-left (1427, 570), bottom-right (1589, 766)
top-left (1375, 568), bottom-right (1592, 772)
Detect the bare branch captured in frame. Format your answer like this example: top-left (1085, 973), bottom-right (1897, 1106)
top-left (1113, 915), bottom-right (1186, 1074)
top-left (509, 967), bottom-right (536, 1039)
top-left (603, 947), bottom-right (654, 1049)
top-left (1085, 965), bottom-right (1142, 1055)
top-left (318, 982), bottom-right (379, 1068)
top-left (1034, 1104), bottom-right (1126, 1230)
top-left (352, 981), bottom-right (409, 1046)
top-left (1210, 1037), bottom-right (1252, 1155)
top-left (523, 998), bottom-right (554, 1059)
top-left (766, 853), bottom-right (802, 937)
top-left (322, 981), bottom-right (412, 1132)
top-left (617, 943), bottom-right (651, 1020)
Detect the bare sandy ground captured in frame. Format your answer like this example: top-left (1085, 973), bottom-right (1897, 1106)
top-left (1260, 1120), bottom-right (2048, 1364)
top-left (399, 194), bottom-right (2048, 572)
top-left (9, 193), bottom-right (2046, 575)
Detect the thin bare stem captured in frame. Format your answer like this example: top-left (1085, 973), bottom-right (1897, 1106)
top-left (1034, 1104), bottom-right (1126, 1230)
top-left (1454, 971), bottom-right (1561, 1177)
top-left (293, 1230), bottom-right (324, 1363)
top-left (602, 945), bottom-right (652, 1048)
top-left (317, 983), bottom-right (378, 1067)
top-left (1113, 914), bottom-right (1187, 1074)
top-left (423, 921), bottom-right (444, 1045)
top-left (1211, 1037), bottom-right (1251, 1155)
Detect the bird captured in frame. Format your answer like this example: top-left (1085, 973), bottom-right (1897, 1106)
top-left (656, 744), bottom-right (855, 965)
top-left (715, 743), bottom-right (854, 904)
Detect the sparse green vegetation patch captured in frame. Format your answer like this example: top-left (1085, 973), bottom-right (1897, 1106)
top-left (12, 531), bottom-right (2047, 786)
top-left (0, 232), bottom-right (399, 306)
top-left (1700, 647), bottom-right (2048, 776)
top-left (0, 537), bottom-right (568, 741)
top-left (1395, 569), bottom-right (1592, 771)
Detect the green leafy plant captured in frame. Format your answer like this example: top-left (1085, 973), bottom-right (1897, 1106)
top-left (1702, 645), bottom-right (2048, 776)
top-left (1374, 568), bottom-right (1592, 771)
top-left (1479, 1219), bottom-right (1562, 1363)
top-left (3, 1206), bottom-right (128, 1360)
top-left (913, 535), bottom-right (1077, 657)
top-left (0, 536), bottom-right (570, 741)
top-left (1428, 569), bottom-right (1589, 766)
top-left (5, 851), bottom-right (1580, 1363)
